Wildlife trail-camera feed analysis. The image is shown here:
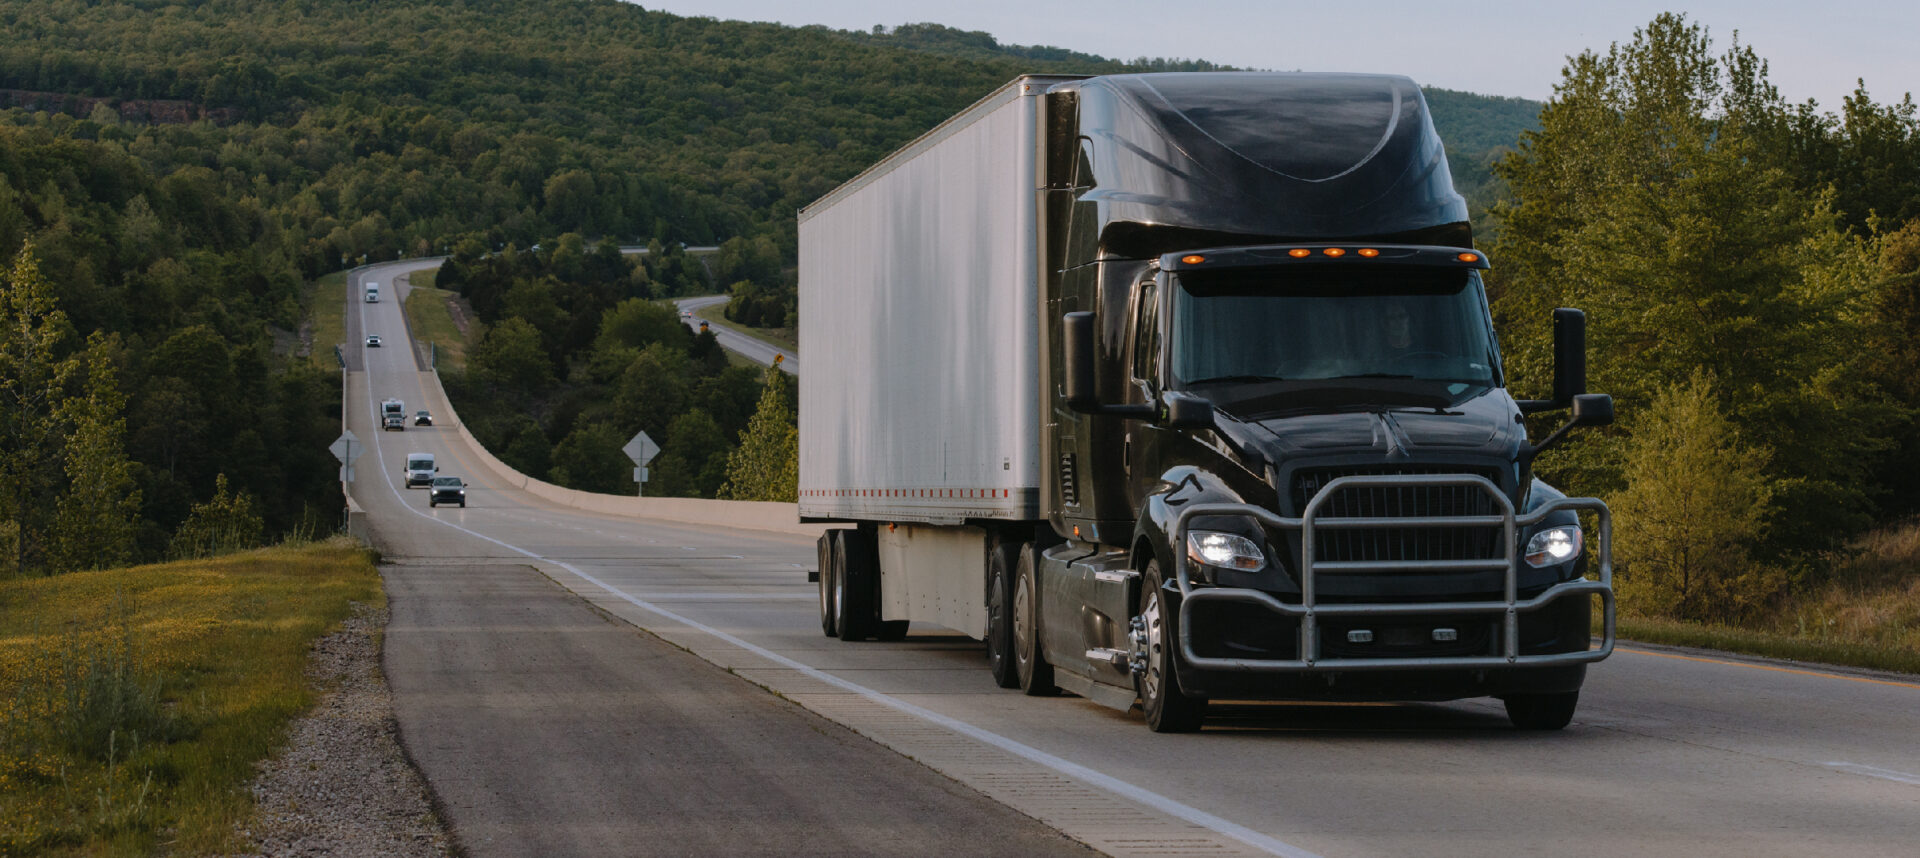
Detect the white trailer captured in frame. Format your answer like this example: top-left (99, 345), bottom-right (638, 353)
top-left (798, 76), bottom-right (1073, 639)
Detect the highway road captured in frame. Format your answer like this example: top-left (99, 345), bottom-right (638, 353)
top-left (341, 258), bottom-right (1920, 857)
top-left (674, 294), bottom-right (797, 374)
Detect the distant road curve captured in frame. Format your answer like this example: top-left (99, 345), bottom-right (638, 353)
top-left (674, 295), bottom-right (797, 376)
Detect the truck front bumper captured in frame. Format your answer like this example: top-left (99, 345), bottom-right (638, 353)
top-left (1167, 474), bottom-right (1614, 691)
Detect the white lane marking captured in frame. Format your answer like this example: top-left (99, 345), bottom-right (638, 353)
top-left (355, 374), bottom-right (1318, 858)
top-left (1825, 761), bottom-right (1920, 786)
top-left (611, 593), bottom-right (815, 601)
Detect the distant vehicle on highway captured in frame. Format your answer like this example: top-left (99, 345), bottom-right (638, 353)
top-left (428, 475), bottom-right (467, 508)
top-left (414, 410), bottom-right (433, 426)
top-left (384, 414), bottom-right (406, 431)
top-left (365, 282), bottom-right (379, 302)
top-left (365, 334), bottom-right (382, 347)
top-left (382, 397), bottom-right (406, 432)
top-left (405, 453), bottom-right (437, 488)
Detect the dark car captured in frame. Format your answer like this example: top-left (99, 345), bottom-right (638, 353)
top-left (414, 410), bottom-right (433, 426)
top-left (428, 476), bottom-right (467, 508)
top-left (365, 334), bottom-right (382, 347)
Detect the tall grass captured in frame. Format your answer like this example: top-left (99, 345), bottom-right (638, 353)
top-left (0, 537), bottom-right (379, 855)
top-left (1620, 517), bottom-right (1920, 674)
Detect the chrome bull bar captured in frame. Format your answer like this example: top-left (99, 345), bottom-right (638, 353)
top-left (1169, 474), bottom-right (1614, 673)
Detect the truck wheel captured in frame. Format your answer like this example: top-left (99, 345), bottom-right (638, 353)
top-left (985, 539), bottom-right (1021, 688)
top-left (834, 529), bottom-right (877, 641)
top-left (875, 619), bottom-right (910, 641)
top-left (817, 533), bottom-right (838, 638)
top-left (1014, 543), bottom-right (1058, 696)
top-left (1503, 691), bottom-right (1578, 730)
top-left (1138, 560), bottom-right (1206, 732)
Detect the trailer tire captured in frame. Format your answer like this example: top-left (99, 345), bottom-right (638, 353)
top-left (1138, 560), bottom-right (1206, 732)
top-left (1014, 543), bottom-right (1058, 696)
top-left (986, 539), bottom-right (1021, 688)
top-left (834, 529), bottom-right (878, 641)
top-left (817, 533), bottom-right (839, 638)
top-left (1503, 691), bottom-right (1578, 730)
top-left (876, 620), bottom-right (910, 641)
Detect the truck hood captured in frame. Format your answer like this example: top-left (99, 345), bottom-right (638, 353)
top-left (1212, 386), bottom-right (1525, 472)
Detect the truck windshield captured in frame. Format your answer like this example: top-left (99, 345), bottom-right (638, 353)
top-left (1170, 267), bottom-right (1498, 394)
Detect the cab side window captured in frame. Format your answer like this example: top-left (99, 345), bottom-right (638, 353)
top-left (1131, 281), bottom-right (1160, 390)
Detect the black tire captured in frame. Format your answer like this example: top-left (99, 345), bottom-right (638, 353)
top-left (458, 501), bottom-right (465, 508)
top-left (1014, 543), bottom-right (1058, 696)
top-left (985, 538), bottom-right (1021, 688)
top-left (1138, 559), bottom-right (1206, 732)
top-left (833, 529), bottom-right (877, 641)
top-left (429, 500), bottom-right (436, 507)
top-left (1504, 691), bottom-right (1579, 730)
top-left (817, 533), bottom-right (838, 638)
top-left (875, 620), bottom-right (910, 641)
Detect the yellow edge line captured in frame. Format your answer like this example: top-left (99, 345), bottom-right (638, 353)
top-left (1618, 646), bottom-right (1920, 691)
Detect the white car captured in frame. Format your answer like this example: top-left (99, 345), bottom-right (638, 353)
top-left (365, 334), bottom-right (383, 347)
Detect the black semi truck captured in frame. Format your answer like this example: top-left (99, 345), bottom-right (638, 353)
top-left (797, 72), bottom-right (1615, 732)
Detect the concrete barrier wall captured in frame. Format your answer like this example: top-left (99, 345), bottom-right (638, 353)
top-left (416, 370), bottom-right (827, 539)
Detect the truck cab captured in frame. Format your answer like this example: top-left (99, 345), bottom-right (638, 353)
top-left (365, 282), bottom-right (379, 302)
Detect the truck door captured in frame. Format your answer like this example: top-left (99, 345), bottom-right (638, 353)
top-left (1124, 278), bottom-right (1167, 507)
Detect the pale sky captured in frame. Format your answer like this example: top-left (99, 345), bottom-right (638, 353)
top-left (631, 0), bottom-right (1918, 111)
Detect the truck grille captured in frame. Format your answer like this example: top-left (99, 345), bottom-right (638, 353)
top-left (1291, 466), bottom-right (1505, 563)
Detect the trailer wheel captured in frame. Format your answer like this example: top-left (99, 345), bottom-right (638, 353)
top-left (1503, 691), bottom-right (1578, 730)
top-left (817, 533), bottom-right (839, 638)
top-left (834, 529), bottom-right (877, 641)
top-left (985, 539), bottom-right (1021, 688)
top-left (1014, 543), bottom-right (1058, 696)
top-left (1138, 560), bottom-right (1206, 732)
top-left (875, 619), bottom-right (909, 641)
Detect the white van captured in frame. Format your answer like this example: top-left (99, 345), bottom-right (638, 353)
top-left (404, 453), bottom-right (437, 488)
top-left (365, 282), bottom-right (380, 302)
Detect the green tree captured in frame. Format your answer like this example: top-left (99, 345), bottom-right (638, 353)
top-left (51, 333), bottom-right (142, 572)
top-left (719, 367), bottom-right (797, 502)
top-left (469, 318), bottom-right (554, 394)
top-left (548, 421), bottom-right (629, 494)
top-left (1613, 373), bottom-right (1776, 623)
top-left (1491, 13), bottom-right (1901, 558)
top-left (167, 474), bottom-right (264, 559)
top-left (0, 243), bottom-right (74, 574)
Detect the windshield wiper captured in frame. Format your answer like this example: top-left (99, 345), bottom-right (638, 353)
top-left (1186, 374), bottom-right (1286, 385)
top-left (1324, 373), bottom-right (1416, 380)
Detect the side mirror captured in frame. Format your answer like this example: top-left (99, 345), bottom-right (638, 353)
top-left (1517, 308), bottom-right (1588, 414)
top-left (1570, 393), bottom-right (1612, 427)
top-left (1062, 311), bottom-right (1153, 419)
top-left (1528, 393), bottom-right (1614, 461)
top-left (1163, 392), bottom-right (1215, 430)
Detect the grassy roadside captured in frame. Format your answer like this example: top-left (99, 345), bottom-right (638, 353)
top-left (689, 299), bottom-right (798, 355)
top-left (0, 539), bottom-right (381, 855)
top-left (402, 269), bottom-right (473, 370)
top-left (1616, 518), bottom-right (1920, 675)
top-left (306, 271), bottom-right (349, 371)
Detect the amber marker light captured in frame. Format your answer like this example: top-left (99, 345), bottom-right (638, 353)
top-left (1322, 247), bottom-right (1346, 257)
top-left (1288, 248), bottom-right (1312, 258)
top-left (1358, 248), bottom-right (1380, 257)
top-left (1457, 252), bottom-right (1481, 263)
top-left (1181, 254), bottom-right (1206, 265)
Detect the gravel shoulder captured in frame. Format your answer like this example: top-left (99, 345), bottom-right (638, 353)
top-left (231, 602), bottom-right (455, 857)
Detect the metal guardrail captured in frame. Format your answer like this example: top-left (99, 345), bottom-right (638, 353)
top-left (1169, 474), bottom-right (1614, 673)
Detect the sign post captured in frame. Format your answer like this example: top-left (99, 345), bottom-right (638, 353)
top-left (623, 431), bottom-right (660, 496)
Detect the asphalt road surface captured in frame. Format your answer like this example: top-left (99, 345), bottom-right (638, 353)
top-left (342, 259), bottom-right (1920, 858)
top-left (674, 294), bottom-right (797, 374)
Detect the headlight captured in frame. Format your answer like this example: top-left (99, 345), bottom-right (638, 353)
top-left (1524, 525), bottom-right (1582, 568)
top-left (1185, 531), bottom-right (1266, 572)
